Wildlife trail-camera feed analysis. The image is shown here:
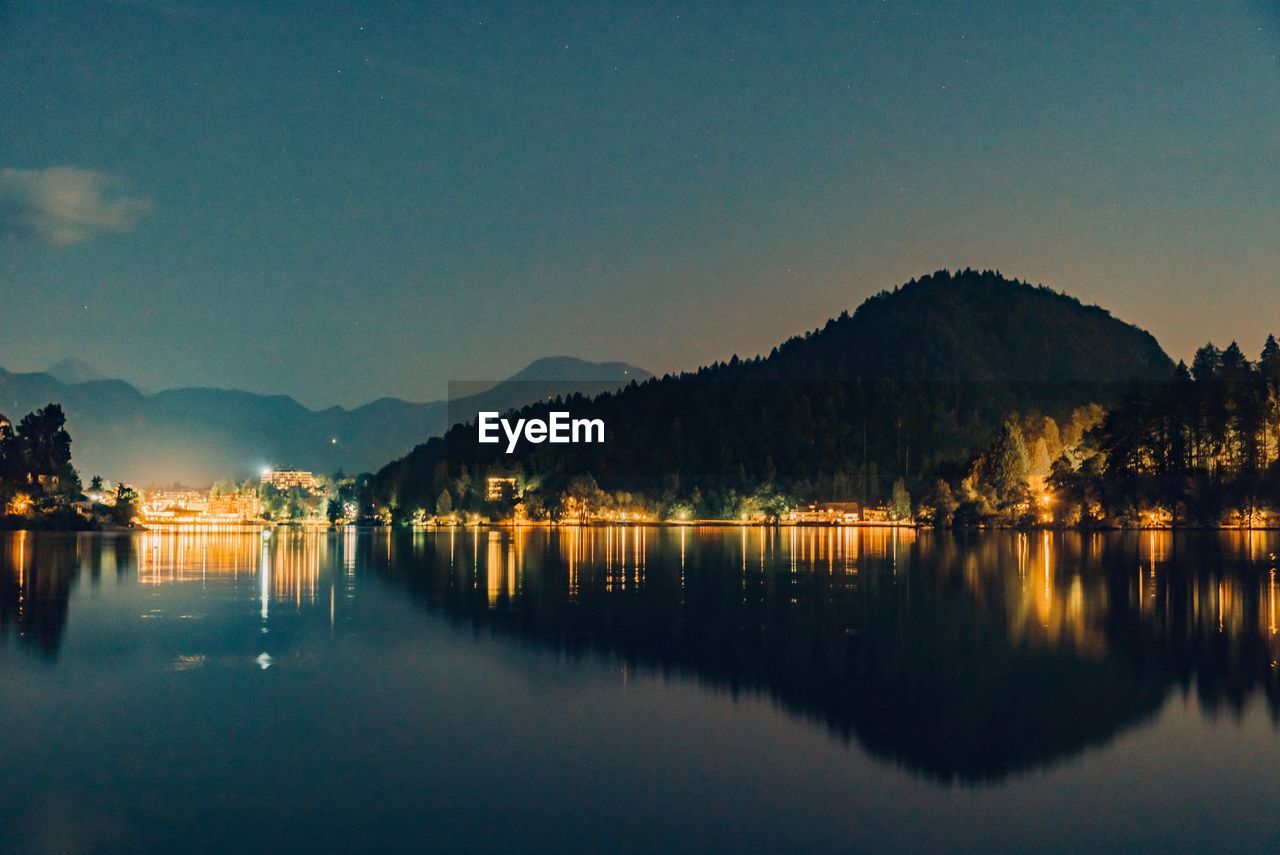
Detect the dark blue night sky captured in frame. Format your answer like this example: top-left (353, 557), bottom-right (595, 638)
top-left (1, 1), bottom-right (1277, 406)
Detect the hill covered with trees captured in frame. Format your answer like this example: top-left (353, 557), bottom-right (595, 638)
top-left (369, 270), bottom-right (1174, 520)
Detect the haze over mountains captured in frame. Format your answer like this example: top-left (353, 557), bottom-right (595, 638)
top-left (0, 357), bottom-right (650, 486)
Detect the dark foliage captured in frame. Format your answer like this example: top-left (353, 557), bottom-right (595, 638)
top-left (0, 403), bottom-right (85, 523)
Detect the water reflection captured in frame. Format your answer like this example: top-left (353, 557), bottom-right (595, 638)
top-left (378, 526), bottom-right (1280, 783)
top-left (2, 527), bottom-right (1278, 785)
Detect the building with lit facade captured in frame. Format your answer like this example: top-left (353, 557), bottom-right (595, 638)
top-left (786, 502), bottom-right (861, 524)
top-left (486, 476), bottom-right (518, 501)
top-left (261, 468), bottom-right (321, 492)
top-left (140, 488), bottom-right (263, 524)
top-left (209, 491), bottom-right (264, 520)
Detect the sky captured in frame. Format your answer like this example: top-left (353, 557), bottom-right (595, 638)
top-left (1, 0), bottom-right (1278, 408)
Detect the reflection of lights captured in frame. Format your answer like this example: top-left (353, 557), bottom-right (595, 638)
top-left (1269, 568), bottom-right (1276, 636)
top-left (11, 525), bottom-right (1280, 681)
top-left (487, 531), bottom-right (503, 607)
top-left (260, 538), bottom-right (270, 622)
top-left (135, 529), bottom-right (324, 615)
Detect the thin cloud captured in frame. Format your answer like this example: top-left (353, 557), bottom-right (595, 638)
top-left (0, 167), bottom-right (152, 246)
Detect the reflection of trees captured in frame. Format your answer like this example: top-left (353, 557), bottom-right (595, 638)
top-left (2, 534), bottom-right (75, 658)
top-left (1092, 534), bottom-right (1280, 719)
top-left (376, 528), bottom-right (1280, 785)
top-left (0, 533), bottom-right (137, 658)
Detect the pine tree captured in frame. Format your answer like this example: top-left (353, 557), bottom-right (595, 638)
top-left (991, 419), bottom-right (1030, 507)
top-left (890, 478), bottom-right (911, 521)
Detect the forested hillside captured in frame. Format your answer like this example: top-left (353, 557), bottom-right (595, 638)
top-left (371, 270), bottom-right (1174, 518)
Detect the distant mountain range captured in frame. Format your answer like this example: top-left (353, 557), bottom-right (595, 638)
top-left (0, 357), bottom-right (650, 486)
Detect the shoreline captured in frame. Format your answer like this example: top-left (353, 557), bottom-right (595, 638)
top-left (7, 517), bottom-right (1280, 534)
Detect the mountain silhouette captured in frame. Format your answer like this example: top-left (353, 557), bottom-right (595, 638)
top-left (46, 357), bottom-right (109, 386)
top-left (0, 357), bottom-right (650, 485)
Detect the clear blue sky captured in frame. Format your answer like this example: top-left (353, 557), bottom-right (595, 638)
top-left (1, 1), bottom-right (1277, 407)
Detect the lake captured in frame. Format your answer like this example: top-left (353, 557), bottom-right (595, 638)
top-left (1, 526), bottom-right (1278, 853)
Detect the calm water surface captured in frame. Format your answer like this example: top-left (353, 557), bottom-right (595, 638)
top-left (1, 526), bottom-right (1278, 853)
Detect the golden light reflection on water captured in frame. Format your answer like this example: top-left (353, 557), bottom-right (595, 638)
top-left (135, 528), bottom-right (334, 610)
top-left (405, 524), bottom-right (924, 611)
top-left (4, 526), bottom-right (1280, 673)
top-left (4, 524), bottom-right (1278, 799)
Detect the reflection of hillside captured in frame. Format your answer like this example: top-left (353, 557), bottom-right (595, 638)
top-left (375, 527), bottom-right (1280, 785)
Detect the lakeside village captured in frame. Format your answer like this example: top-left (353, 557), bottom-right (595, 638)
top-left (0, 404), bottom-right (918, 530)
top-left (8, 333), bottom-right (1280, 532)
top-left (0, 407), bottom-right (1276, 532)
top-left (82, 470), bottom-right (907, 529)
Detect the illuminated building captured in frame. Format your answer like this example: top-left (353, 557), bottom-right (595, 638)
top-left (486, 476), bottom-right (517, 501)
top-left (141, 490), bottom-right (209, 522)
top-left (140, 488), bottom-right (263, 524)
top-left (261, 468), bottom-right (320, 492)
top-left (209, 491), bottom-right (263, 520)
top-left (786, 502), bottom-right (861, 524)
top-left (860, 506), bottom-right (891, 523)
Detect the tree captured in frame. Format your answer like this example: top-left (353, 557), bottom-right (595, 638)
top-left (1261, 335), bottom-right (1280, 384)
top-left (1028, 437), bottom-right (1052, 489)
top-left (113, 483), bottom-right (139, 525)
top-left (563, 474), bottom-right (604, 523)
top-left (9, 404), bottom-right (75, 493)
top-left (326, 498), bottom-right (345, 525)
top-left (990, 419), bottom-right (1030, 507)
top-left (435, 489), bottom-right (453, 516)
top-left (889, 478), bottom-right (911, 521)
top-left (1191, 344), bottom-right (1222, 382)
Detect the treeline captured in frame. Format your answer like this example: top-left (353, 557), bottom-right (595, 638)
top-left (1046, 338), bottom-right (1280, 526)
top-left (369, 377), bottom-right (1130, 523)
